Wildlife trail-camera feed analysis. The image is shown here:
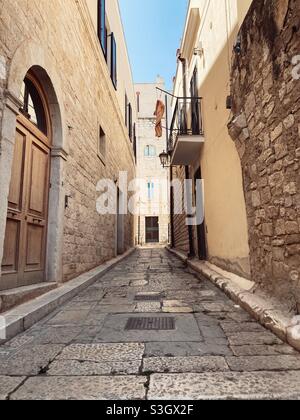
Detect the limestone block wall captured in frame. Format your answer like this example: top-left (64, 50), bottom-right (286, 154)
top-left (0, 0), bottom-right (136, 283)
top-left (228, 0), bottom-right (300, 309)
top-left (135, 80), bottom-right (169, 245)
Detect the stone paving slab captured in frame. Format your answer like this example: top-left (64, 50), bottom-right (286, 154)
top-left (90, 305), bottom-right (136, 314)
top-left (57, 343), bottom-right (145, 363)
top-left (46, 310), bottom-right (91, 326)
top-left (145, 342), bottom-right (233, 357)
top-left (202, 302), bottom-right (238, 313)
top-left (72, 289), bottom-right (105, 303)
top-left (135, 302), bottom-right (161, 313)
top-left (148, 372), bottom-right (300, 400)
top-left (162, 307), bottom-right (193, 313)
top-left (72, 325), bottom-right (107, 344)
top-left (199, 325), bottom-right (227, 339)
top-left (130, 280), bottom-right (148, 287)
top-left (227, 332), bottom-right (283, 346)
top-left (226, 355), bottom-right (300, 372)
top-left (10, 376), bottom-right (147, 400)
top-left (2, 333), bottom-right (35, 350)
top-left (231, 344), bottom-right (299, 357)
top-left (47, 359), bottom-right (141, 376)
top-left (220, 322), bottom-right (267, 334)
top-left (27, 326), bottom-right (83, 345)
top-left (205, 311), bottom-right (256, 323)
top-left (143, 356), bottom-right (229, 373)
top-left (0, 345), bottom-right (63, 376)
top-left (0, 376), bottom-right (25, 400)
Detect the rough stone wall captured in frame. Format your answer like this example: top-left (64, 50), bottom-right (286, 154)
top-left (228, 0), bottom-right (300, 310)
top-left (0, 0), bottom-right (135, 282)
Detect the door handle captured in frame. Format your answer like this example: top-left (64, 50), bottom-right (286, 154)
top-left (8, 211), bottom-right (17, 218)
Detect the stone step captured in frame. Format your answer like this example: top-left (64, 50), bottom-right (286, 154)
top-left (0, 283), bottom-right (57, 313)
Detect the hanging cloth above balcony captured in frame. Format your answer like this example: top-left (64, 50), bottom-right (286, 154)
top-left (154, 99), bottom-right (165, 138)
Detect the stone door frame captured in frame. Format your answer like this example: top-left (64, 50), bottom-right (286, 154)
top-left (0, 41), bottom-right (68, 289)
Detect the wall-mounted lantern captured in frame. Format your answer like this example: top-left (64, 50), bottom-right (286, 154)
top-left (159, 150), bottom-right (170, 169)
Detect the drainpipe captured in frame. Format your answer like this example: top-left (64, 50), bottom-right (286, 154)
top-left (169, 166), bottom-right (175, 248)
top-left (179, 56), bottom-right (195, 258)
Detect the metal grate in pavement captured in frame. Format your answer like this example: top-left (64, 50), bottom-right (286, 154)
top-left (125, 317), bottom-right (175, 331)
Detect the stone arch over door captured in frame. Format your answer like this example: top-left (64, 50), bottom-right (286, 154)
top-left (0, 40), bottom-right (68, 288)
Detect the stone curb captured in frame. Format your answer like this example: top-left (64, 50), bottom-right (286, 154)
top-left (0, 248), bottom-right (136, 344)
top-left (166, 246), bottom-right (300, 352)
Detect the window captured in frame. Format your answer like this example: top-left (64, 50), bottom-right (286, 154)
top-left (136, 92), bottom-right (140, 113)
top-left (125, 94), bottom-right (128, 127)
top-left (125, 95), bottom-right (132, 140)
top-left (110, 33), bottom-right (117, 89)
top-left (133, 123), bottom-right (137, 162)
top-left (128, 103), bottom-right (132, 141)
top-left (19, 77), bottom-right (47, 135)
top-left (98, 126), bottom-right (106, 164)
top-left (98, 0), bottom-right (107, 57)
top-left (147, 182), bottom-right (155, 201)
top-left (144, 145), bottom-right (156, 157)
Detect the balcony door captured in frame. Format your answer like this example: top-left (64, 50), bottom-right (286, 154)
top-left (190, 67), bottom-right (200, 135)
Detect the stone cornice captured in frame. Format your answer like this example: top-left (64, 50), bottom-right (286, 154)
top-left (51, 147), bottom-right (69, 161)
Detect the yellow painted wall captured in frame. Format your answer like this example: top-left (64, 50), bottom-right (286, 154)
top-left (174, 0), bottom-right (253, 277)
top-left (201, 0), bottom-right (252, 276)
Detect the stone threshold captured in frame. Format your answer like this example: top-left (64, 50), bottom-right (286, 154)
top-left (0, 282), bottom-right (58, 314)
top-left (166, 246), bottom-right (300, 352)
top-left (0, 248), bottom-right (136, 344)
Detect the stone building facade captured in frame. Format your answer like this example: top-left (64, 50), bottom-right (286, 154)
top-left (228, 0), bottom-right (300, 309)
top-left (135, 78), bottom-right (169, 246)
top-left (0, 0), bottom-right (136, 298)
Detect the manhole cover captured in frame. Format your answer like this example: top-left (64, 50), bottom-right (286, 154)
top-left (125, 317), bottom-right (175, 331)
top-left (135, 294), bottom-right (162, 302)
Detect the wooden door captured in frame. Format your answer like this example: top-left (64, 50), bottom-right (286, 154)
top-left (145, 217), bottom-right (159, 244)
top-left (1, 117), bottom-right (51, 290)
top-left (194, 167), bottom-right (207, 261)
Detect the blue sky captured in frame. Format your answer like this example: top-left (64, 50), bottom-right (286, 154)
top-left (119, 0), bottom-right (188, 90)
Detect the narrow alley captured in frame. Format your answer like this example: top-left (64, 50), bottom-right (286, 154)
top-left (1, 248), bottom-right (300, 400)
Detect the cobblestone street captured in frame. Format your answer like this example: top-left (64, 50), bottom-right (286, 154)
top-left (1, 248), bottom-right (300, 400)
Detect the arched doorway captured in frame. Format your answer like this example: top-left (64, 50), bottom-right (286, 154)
top-left (1, 71), bottom-right (52, 290)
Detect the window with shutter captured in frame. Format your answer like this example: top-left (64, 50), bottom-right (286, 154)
top-left (98, 0), bottom-right (107, 58)
top-left (133, 123), bottom-right (137, 161)
top-left (110, 33), bottom-right (117, 89)
top-left (125, 94), bottom-right (128, 127)
top-left (128, 103), bottom-right (132, 141)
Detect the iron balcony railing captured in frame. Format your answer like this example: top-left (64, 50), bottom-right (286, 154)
top-left (168, 97), bottom-right (204, 153)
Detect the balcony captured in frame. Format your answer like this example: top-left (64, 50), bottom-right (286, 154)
top-left (168, 97), bottom-right (204, 166)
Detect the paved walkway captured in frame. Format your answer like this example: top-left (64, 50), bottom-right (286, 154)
top-left (1, 248), bottom-right (300, 400)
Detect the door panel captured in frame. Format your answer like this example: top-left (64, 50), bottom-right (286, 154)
top-left (146, 217), bottom-right (159, 243)
top-left (25, 223), bottom-right (44, 269)
top-left (8, 130), bottom-right (26, 211)
top-left (1, 119), bottom-right (50, 291)
top-left (1, 219), bottom-right (20, 273)
top-left (194, 168), bottom-right (207, 261)
top-left (28, 141), bottom-right (49, 217)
